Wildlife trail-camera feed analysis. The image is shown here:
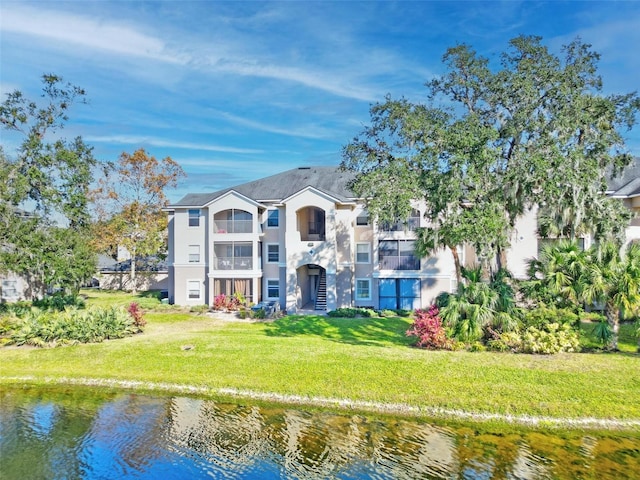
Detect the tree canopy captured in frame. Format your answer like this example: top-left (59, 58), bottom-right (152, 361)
top-left (0, 75), bottom-right (97, 297)
top-left (92, 148), bottom-right (185, 291)
top-left (342, 36), bottom-right (639, 277)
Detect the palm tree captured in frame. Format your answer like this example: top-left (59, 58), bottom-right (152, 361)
top-left (581, 242), bottom-right (640, 350)
top-left (524, 240), bottom-right (588, 309)
top-left (437, 267), bottom-right (519, 343)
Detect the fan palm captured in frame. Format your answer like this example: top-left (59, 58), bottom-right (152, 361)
top-left (581, 242), bottom-right (640, 350)
top-left (438, 267), bottom-right (519, 342)
top-left (524, 240), bottom-right (588, 309)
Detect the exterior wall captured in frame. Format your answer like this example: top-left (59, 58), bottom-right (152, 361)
top-left (284, 189), bottom-right (340, 312)
top-left (0, 272), bottom-right (31, 302)
top-left (98, 272), bottom-right (169, 292)
top-left (506, 207), bottom-right (539, 279)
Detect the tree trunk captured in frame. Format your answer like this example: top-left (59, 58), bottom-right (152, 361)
top-left (497, 247), bottom-right (508, 272)
top-left (130, 248), bottom-right (137, 294)
top-left (606, 304), bottom-right (619, 351)
top-left (449, 245), bottom-right (462, 289)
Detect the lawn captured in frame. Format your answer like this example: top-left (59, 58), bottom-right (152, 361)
top-left (1, 289), bottom-right (639, 426)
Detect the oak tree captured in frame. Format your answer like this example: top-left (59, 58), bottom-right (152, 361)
top-left (342, 36), bottom-right (639, 281)
top-left (0, 75), bottom-right (97, 297)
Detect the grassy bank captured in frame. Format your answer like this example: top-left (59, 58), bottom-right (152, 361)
top-left (1, 290), bottom-right (639, 426)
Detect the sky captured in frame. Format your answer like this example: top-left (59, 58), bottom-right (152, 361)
top-left (1, 1), bottom-right (640, 203)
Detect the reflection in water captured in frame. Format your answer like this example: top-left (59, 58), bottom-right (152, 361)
top-left (1, 386), bottom-right (639, 479)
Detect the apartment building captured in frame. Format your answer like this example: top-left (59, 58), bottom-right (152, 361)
top-left (165, 161), bottom-right (639, 311)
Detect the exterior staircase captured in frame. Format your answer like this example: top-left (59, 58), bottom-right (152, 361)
top-left (315, 269), bottom-right (327, 310)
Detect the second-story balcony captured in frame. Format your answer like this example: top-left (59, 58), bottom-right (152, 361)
top-left (214, 256), bottom-right (253, 270)
top-left (379, 256), bottom-right (420, 270)
top-left (213, 241), bottom-right (253, 270)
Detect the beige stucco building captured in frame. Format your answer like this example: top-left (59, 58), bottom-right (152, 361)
top-left (165, 163), bottom-right (639, 311)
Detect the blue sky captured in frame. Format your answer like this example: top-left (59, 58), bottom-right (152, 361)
top-left (1, 1), bottom-right (639, 202)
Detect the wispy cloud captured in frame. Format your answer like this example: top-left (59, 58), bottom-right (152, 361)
top-left (1, 5), bottom-right (185, 64)
top-left (85, 135), bottom-right (263, 154)
top-left (212, 110), bottom-right (336, 139)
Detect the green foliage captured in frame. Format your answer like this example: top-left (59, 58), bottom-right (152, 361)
top-left (2, 306), bottom-right (143, 347)
top-left (521, 306), bottom-right (578, 329)
top-left (0, 75), bottom-right (98, 297)
top-left (327, 307), bottom-right (376, 318)
top-left (342, 36), bottom-right (639, 277)
top-left (488, 323), bottom-right (580, 354)
top-left (189, 304), bottom-right (210, 315)
top-left (592, 318), bottom-right (613, 345)
top-left (33, 293), bottom-right (86, 311)
top-left (438, 267), bottom-right (520, 343)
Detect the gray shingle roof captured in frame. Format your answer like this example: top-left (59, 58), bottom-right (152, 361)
top-left (607, 157), bottom-right (640, 197)
top-left (170, 166), bottom-right (357, 208)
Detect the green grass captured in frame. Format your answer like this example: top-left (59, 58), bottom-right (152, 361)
top-left (1, 290), bottom-right (639, 424)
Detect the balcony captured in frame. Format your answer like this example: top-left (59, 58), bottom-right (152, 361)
top-left (214, 256), bottom-right (253, 270)
top-left (379, 256), bottom-right (420, 271)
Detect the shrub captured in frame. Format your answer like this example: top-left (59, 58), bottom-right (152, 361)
top-left (406, 305), bottom-right (451, 350)
top-left (522, 307), bottom-right (578, 329)
top-left (487, 331), bottom-right (523, 352)
top-left (521, 323), bottom-right (580, 354)
top-left (327, 308), bottom-right (374, 318)
top-left (213, 294), bottom-right (241, 311)
top-left (33, 293), bottom-right (85, 311)
top-left (6, 306), bottom-right (143, 347)
top-left (189, 304), bottom-right (210, 315)
top-left (127, 302), bottom-right (147, 327)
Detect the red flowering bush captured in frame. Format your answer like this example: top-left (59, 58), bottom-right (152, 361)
top-left (127, 302), bottom-right (146, 327)
top-left (406, 305), bottom-right (451, 350)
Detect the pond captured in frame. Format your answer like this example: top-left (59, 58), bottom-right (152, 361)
top-left (1, 386), bottom-right (639, 479)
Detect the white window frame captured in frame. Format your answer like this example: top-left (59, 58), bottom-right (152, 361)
top-left (188, 245), bottom-right (200, 263)
top-left (355, 243), bottom-right (371, 264)
top-left (266, 279), bottom-right (280, 299)
top-left (187, 280), bottom-right (201, 300)
top-left (355, 278), bottom-right (372, 301)
top-left (188, 209), bottom-right (200, 227)
top-left (266, 243), bottom-right (280, 263)
top-left (267, 209), bottom-right (279, 228)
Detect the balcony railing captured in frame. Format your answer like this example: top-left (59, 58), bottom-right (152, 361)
top-left (214, 256), bottom-right (253, 270)
top-left (379, 256), bottom-right (420, 270)
top-left (214, 220), bottom-right (253, 234)
top-left (380, 217), bottom-right (420, 232)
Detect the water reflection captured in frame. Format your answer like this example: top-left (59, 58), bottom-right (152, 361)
top-left (1, 386), bottom-right (638, 479)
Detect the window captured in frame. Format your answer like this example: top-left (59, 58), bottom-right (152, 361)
top-left (267, 209), bottom-right (279, 227)
top-left (380, 209), bottom-right (420, 231)
top-left (188, 209), bottom-right (200, 227)
top-left (267, 279), bottom-right (280, 299)
top-left (267, 244), bottom-right (279, 263)
top-left (1, 280), bottom-right (18, 299)
top-left (187, 280), bottom-right (201, 300)
top-left (356, 279), bottom-right (371, 300)
top-left (379, 278), bottom-right (420, 310)
top-left (356, 243), bottom-right (371, 263)
top-left (379, 240), bottom-right (419, 270)
top-left (356, 213), bottom-right (369, 226)
top-left (188, 245), bottom-right (200, 263)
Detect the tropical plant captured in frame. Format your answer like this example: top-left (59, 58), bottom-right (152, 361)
top-left (523, 240), bottom-right (588, 309)
top-left (406, 305), bottom-right (451, 350)
top-left (437, 267), bottom-right (520, 343)
top-left (581, 241), bottom-right (640, 350)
